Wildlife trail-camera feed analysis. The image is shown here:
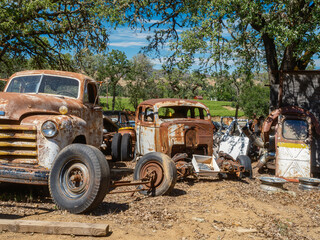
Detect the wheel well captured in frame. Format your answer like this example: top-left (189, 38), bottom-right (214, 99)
top-left (73, 135), bottom-right (86, 144)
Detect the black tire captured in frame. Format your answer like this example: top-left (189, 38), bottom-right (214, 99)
top-left (133, 152), bottom-right (177, 196)
top-left (49, 144), bottom-right (110, 214)
top-left (111, 133), bottom-right (122, 161)
top-left (121, 133), bottom-right (133, 161)
top-left (237, 155), bottom-right (252, 178)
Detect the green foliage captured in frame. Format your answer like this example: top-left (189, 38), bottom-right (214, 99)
top-left (126, 54), bottom-right (154, 109)
top-left (160, 68), bottom-right (208, 99)
top-left (117, 0), bottom-right (320, 107)
top-left (99, 97), bottom-right (244, 117)
top-left (0, 55), bottom-right (28, 79)
top-left (82, 50), bottom-right (130, 111)
top-left (238, 84), bottom-right (270, 118)
top-left (199, 100), bottom-right (244, 117)
top-left (103, 50), bottom-right (130, 111)
top-left (212, 71), bottom-right (237, 101)
top-left (0, 80), bottom-right (6, 91)
top-left (100, 97), bottom-right (136, 111)
top-left (114, 97), bottom-right (126, 111)
top-left (0, 0), bottom-right (112, 69)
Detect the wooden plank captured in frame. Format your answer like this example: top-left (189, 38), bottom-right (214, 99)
top-left (0, 219), bottom-right (109, 237)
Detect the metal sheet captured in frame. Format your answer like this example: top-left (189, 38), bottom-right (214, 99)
top-left (219, 136), bottom-right (249, 160)
top-left (275, 115), bottom-right (312, 178)
top-left (168, 124), bottom-right (185, 145)
top-left (138, 125), bottom-right (156, 155)
top-left (277, 142), bottom-right (311, 178)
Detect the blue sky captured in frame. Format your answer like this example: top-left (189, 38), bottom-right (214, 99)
top-left (108, 26), bottom-right (166, 69)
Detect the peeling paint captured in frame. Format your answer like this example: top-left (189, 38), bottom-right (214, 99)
top-left (0, 70), bottom-right (102, 184)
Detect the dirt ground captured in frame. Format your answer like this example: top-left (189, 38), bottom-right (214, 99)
top-left (0, 162), bottom-right (320, 240)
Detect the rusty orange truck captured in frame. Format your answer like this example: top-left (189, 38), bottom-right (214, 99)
top-left (132, 98), bottom-right (251, 181)
top-left (0, 70), bottom-right (175, 213)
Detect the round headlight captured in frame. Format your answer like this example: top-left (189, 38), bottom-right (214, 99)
top-left (41, 121), bottom-right (58, 138)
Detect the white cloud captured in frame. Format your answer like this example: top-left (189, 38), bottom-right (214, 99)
top-left (109, 41), bottom-right (147, 47)
top-left (147, 20), bottom-right (160, 24)
top-left (150, 57), bottom-right (166, 65)
top-left (111, 30), bottom-right (151, 40)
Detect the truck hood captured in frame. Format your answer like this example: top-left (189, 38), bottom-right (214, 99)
top-left (0, 92), bottom-right (83, 121)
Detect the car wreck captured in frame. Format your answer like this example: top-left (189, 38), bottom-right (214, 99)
top-left (245, 106), bottom-right (320, 180)
top-left (133, 98), bottom-right (252, 180)
top-left (0, 70), bottom-right (176, 214)
top-left (244, 71), bottom-right (320, 180)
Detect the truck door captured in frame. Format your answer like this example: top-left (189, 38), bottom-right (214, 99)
top-left (83, 81), bottom-right (102, 147)
top-left (136, 105), bottom-right (156, 155)
top-left (276, 115), bottom-right (312, 179)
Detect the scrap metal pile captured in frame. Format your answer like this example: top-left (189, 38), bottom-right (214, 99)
top-left (1, 69), bottom-right (320, 216)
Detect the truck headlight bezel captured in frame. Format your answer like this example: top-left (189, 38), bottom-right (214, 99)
top-left (41, 120), bottom-right (58, 138)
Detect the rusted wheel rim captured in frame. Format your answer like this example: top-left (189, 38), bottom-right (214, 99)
top-left (60, 161), bottom-right (89, 198)
top-left (140, 161), bottom-right (164, 188)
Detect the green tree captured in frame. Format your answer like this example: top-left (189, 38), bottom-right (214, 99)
top-left (159, 68), bottom-right (208, 99)
top-left (0, 0), bottom-right (113, 70)
top-left (76, 52), bottom-right (106, 80)
top-left (117, 0), bottom-right (320, 108)
top-left (181, 70), bottom-right (208, 99)
top-left (126, 54), bottom-right (154, 109)
top-left (97, 50), bottom-right (130, 111)
top-left (212, 71), bottom-right (236, 101)
top-left (239, 84), bottom-right (270, 117)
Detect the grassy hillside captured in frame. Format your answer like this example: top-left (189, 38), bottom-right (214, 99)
top-left (99, 97), bottom-right (244, 117)
top-left (198, 100), bottom-right (244, 117)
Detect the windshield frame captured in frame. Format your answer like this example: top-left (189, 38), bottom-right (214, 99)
top-left (5, 74), bottom-right (81, 99)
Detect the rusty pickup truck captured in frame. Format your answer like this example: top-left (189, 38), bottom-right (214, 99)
top-left (0, 70), bottom-right (175, 213)
top-left (132, 98), bottom-right (251, 181)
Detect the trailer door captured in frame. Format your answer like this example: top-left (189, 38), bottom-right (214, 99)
top-left (136, 105), bottom-right (156, 155)
top-left (276, 115), bottom-right (312, 178)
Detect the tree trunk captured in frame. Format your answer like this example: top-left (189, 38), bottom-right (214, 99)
top-left (280, 45), bottom-right (296, 71)
top-left (112, 83), bottom-right (116, 111)
top-left (261, 34), bottom-right (279, 111)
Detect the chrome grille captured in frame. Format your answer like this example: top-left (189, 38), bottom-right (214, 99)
top-left (0, 125), bottom-right (37, 164)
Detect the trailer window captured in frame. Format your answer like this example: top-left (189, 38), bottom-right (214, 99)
top-left (283, 119), bottom-right (308, 140)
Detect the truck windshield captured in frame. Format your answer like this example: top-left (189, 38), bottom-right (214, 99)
top-left (158, 106), bottom-right (209, 119)
top-left (6, 75), bottom-right (79, 98)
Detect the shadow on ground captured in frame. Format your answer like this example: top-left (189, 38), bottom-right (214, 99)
top-left (92, 201), bottom-right (130, 216)
top-left (0, 183), bottom-right (51, 203)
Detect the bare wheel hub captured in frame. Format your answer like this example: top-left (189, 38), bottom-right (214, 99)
top-left (62, 162), bottom-right (89, 196)
top-left (140, 161), bottom-right (164, 188)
